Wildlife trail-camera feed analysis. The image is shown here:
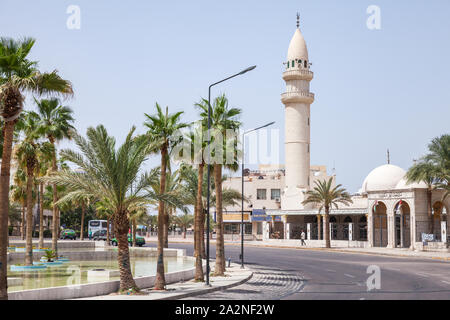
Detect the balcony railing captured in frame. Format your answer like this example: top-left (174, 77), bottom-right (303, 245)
top-left (281, 91), bottom-right (315, 104)
top-left (282, 69), bottom-right (314, 81)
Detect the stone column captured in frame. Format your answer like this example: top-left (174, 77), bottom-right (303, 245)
top-left (387, 214), bottom-right (395, 248)
top-left (317, 215), bottom-right (322, 240)
top-left (410, 206), bottom-right (416, 250)
top-left (441, 221), bottom-right (447, 244)
top-left (349, 223), bottom-right (353, 241)
top-left (367, 213), bottom-right (373, 247)
top-left (307, 223), bottom-right (311, 240)
top-left (262, 221), bottom-right (269, 241)
top-left (400, 213), bottom-right (404, 248)
top-left (285, 222), bottom-right (291, 240)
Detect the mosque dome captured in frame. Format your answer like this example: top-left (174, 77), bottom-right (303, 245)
top-left (395, 178), bottom-right (427, 190)
top-left (287, 28), bottom-right (308, 61)
top-left (361, 164), bottom-right (406, 193)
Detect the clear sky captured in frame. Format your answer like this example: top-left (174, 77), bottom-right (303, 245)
top-left (1, 0), bottom-right (449, 193)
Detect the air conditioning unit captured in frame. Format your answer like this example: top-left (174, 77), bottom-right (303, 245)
top-left (275, 197), bottom-right (280, 203)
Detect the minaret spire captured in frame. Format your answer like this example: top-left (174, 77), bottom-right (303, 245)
top-left (296, 13), bottom-right (300, 28)
top-left (387, 149), bottom-right (390, 164)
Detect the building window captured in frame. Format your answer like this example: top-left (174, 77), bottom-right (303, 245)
top-left (308, 117), bottom-right (310, 126)
top-left (292, 60), bottom-right (295, 67)
top-left (286, 61), bottom-right (289, 68)
top-left (271, 189), bottom-right (281, 200)
top-left (308, 144), bottom-right (310, 153)
top-left (257, 189), bottom-right (267, 200)
top-left (304, 60), bottom-right (307, 68)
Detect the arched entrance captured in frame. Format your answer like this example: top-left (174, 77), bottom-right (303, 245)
top-left (394, 200), bottom-right (411, 248)
top-left (343, 216), bottom-right (352, 240)
top-left (330, 216), bottom-right (337, 240)
top-left (373, 201), bottom-right (387, 247)
top-left (432, 201), bottom-right (447, 241)
top-left (359, 216), bottom-right (367, 241)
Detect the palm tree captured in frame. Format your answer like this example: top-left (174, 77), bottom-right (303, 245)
top-left (34, 98), bottom-right (75, 256)
top-left (143, 103), bottom-right (188, 290)
top-left (196, 94), bottom-right (241, 275)
top-left (174, 214), bottom-right (194, 238)
top-left (44, 125), bottom-right (159, 292)
top-left (406, 160), bottom-right (440, 234)
top-left (302, 177), bottom-right (353, 248)
top-left (0, 37), bottom-right (73, 299)
top-left (10, 170), bottom-right (27, 240)
top-left (14, 112), bottom-right (53, 265)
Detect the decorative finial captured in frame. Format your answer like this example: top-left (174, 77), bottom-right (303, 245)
top-left (296, 13), bottom-right (300, 28)
top-left (387, 149), bottom-right (390, 164)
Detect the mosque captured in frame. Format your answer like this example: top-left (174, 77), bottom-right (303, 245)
top-left (222, 15), bottom-right (450, 251)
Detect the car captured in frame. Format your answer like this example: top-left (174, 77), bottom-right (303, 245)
top-left (92, 229), bottom-right (107, 241)
top-left (61, 229), bottom-right (76, 240)
top-left (110, 234), bottom-right (145, 247)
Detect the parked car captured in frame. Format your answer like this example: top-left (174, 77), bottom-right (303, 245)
top-left (110, 234), bottom-right (145, 247)
top-left (92, 229), bottom-right (108, 241)
top-left (61, 229), bottom-right (76, 240)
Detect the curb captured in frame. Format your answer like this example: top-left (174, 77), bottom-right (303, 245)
top-left (156, 268), bottom-right (254, 300)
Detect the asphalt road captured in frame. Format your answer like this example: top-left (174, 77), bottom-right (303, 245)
top-left (146, 242), bottom-right (450, 300)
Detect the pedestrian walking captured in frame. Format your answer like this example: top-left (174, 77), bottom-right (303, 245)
top-left (300, 230), bottom-right (306, 246)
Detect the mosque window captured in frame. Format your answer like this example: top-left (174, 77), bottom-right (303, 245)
top-left (304, 60), bottom-right (307, 68)
top-left (308, 144), bottom-right (310, 153)
top-left (308, 118), bottom-right (310, 126)
top-left (287, 61), bottom-right (289, 68)
top-left (292, 60), bottom-right (295, 67)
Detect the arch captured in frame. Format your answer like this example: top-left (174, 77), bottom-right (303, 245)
top-left (393, 200), bottom-right (411, 248)
top-left (359, 216), bottom-right (367, 223)
top-left (373, 201), bottom-right (387, 247)
top-left (344, 216), bottom-right (352, 223)
top-left (329, 216), bottom-right (337, 223)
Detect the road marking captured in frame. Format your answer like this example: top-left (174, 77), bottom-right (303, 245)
top-left (389, 267), bottom-right (401, 271)
top-left (416, 273), bottom-right (429, 278)
top-left (441, 280), bottom-right (450, 285)
top-left (325, 269), bottom-right (336, 273)
top-left (344, 274), bottom-right (355, 278)
top-left (360, 298), bottom-right (365, 300)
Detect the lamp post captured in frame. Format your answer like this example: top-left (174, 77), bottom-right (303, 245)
top-left (205, 65), bottom-right (256, 286)
top-left (240, 121), bottom-right (275, 269)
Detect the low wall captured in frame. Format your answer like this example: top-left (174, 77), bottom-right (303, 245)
top-left (9, 240), bottom-right (96, 249)
top-left (263, 239), bottom-right (369, 248)
top-left (414, 242), bottom-right (449, 252)
top-left (7, 247), bottom-right (185, 263)
top-left (8, 258), bottom-right (203, 300)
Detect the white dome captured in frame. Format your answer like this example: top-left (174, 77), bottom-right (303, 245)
top-left (395, 178), bottom-right (427, 190)
top-left (287, 28), bottom-right (308, 61)
top-left (361, 164), bottom-right (406, 193)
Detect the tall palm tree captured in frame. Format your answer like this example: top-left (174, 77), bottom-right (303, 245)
top-left (143, 103), bottom-right (188, 290)
top-left (174, 213), bottom-right (194, 238)
top-left (34, 98), bottom-right (75, 256)
top-left (0, 37), bottom-right (73, 299)
top-left (196, 94), bottom-right (241, 275)
top-left (302, 177), bottom-right (353, 248)
top-left (45, 125), bottom-right (159, 292)
top-left (406, 160), bottom-right (440, 233)
top-left (14, 112), bottom-right (53, 265)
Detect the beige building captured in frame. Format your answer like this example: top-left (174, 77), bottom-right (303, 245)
top-left (222, 17), bottom-right (450, 250)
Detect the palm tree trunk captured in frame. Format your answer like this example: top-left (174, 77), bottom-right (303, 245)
top-left (155, 145), bottom-right (167, 290)
top-left (80, 201), bottom-right (86, 240)
top-left (114, 211), bottom-right (138, 291)
top-left (132, 219), bottom-right (137, 247)
top-left (38, 183), bottom-right (45, 248)
top-left (0, 120), bottom-right (16, 300)
top-left (50, 140), bottom-right (58, 257)
top-left (21, 203), bottom-right (26, 240)
top-left (164, 208), bottom-right (169, 248)
top-left (194, 163), bottom-right (204, 281)
top-left (25, 168), bottom-right (34, 266)
top-left (324, 209), bottom-right (331, 249)
top-left (427, 189), bottom-right (433, 234)
top-left (213, 164), bottom-right (225, 275)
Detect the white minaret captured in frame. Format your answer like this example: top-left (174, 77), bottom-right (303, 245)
top-left (281, 14), bottom-right (315, 211)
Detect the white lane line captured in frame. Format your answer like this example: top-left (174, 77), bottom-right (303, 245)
top-left (389, 268), bottom-right (401, 271)
top-left (360, 298), bottom-right (365, 300)
top-left (344, 274), bottom-right (355, 278)
top-left (325, 269), bottom-right (336, 273)
top-left (416, 273), bottom-right (429, 278)
top-left (441, 280), bottom-right (450, 285)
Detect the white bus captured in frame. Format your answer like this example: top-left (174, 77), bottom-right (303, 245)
top-left (88, 220), bottom-right (108, 238)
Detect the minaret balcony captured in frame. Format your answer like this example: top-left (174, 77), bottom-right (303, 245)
top-left (281, 91), bottom-right (315, 104)
top-left (282, 69), bottom-right (314, 81)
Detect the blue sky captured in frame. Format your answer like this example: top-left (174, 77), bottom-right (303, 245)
top-left (1, 0), bottom-right (449, 193)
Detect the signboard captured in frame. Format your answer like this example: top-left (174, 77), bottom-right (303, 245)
top-left (421, 233), bottom-right (434, 242)
top-left (251, 209), bottom-right (281, 222)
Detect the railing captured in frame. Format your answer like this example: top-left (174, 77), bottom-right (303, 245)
top-left (282, 69), bottom-right (314, 80)
top-left (281, 91), bottom-right (315, 103)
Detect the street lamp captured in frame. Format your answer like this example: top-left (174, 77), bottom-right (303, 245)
top-left (206, 65), bottom-right (256, 286)
top-left (240, 121), bottom-right (275, 269)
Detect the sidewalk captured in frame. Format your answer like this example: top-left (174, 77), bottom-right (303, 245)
top-left (145, 236), bottom-right (450, 261)
top-left (75, 263), bottom-right (253, 300)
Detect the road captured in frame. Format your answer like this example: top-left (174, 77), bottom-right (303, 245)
top-left (146, 242), bottom-right (450, 300)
